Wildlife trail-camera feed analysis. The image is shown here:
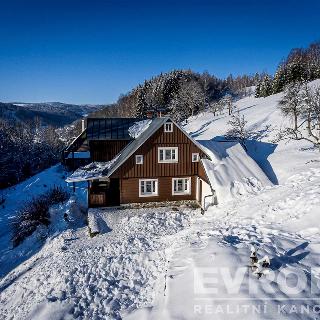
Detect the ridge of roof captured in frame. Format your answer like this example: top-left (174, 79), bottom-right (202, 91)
top-left (65, 116), bottom-right (213, 183)
top-left (86, 117), bottom-right (139, 120)
top-left (104, 116), bottom-right (212, 178)
top-left (170, 119), bottom-right (212, 160)
top-left (104, 117), bottom-right (168, 177)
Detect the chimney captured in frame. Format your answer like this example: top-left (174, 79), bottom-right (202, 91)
top-left (81, 119), bottom-right (85, 132)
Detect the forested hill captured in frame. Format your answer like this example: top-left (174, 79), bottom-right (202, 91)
top-left (2, 40), bottom-right (319, 189)
top-left (0, 102), bottom-right (105, 127)
top-left (91, 41), bottom-right (320, 121)
top-left (0, 102), bottom-right (105, 189)
top-left (90, 69), bottom-right (265, 121)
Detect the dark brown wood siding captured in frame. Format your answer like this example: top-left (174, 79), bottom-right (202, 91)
top-left (120, 176), bottom-right (197, 204)
top-left (112, 123), bottom-right (206, 179)
top-left (90, 140), bottom-right (130, 162)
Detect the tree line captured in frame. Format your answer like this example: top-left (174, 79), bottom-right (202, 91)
top-left (91, 69), bottom-right (265, 121)
top-left (256, 41), bottom-right (320, 97)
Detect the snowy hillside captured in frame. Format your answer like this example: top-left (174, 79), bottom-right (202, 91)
top-left (1, 84), bottom-right (320, 319)
top-left (185, 79), bottom-right (320, 183)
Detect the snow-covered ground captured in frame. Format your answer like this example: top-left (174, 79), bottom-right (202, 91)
top-left (1, 84), bottom-right (320, 319)
top-left (0, 165), bottom-right (69, 277)
top-left (0, 206), bottom-right (197, 319)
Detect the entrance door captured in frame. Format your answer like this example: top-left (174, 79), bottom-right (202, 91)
top-left (106, 178), bottom-right (120, 206)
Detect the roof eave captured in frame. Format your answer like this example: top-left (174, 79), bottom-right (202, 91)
top-left (170, 119), bottom-right (212, 161)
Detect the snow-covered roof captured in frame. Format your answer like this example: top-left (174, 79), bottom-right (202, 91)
top-left (104, 117), bottom-right (170, 178)
top-left (104, 117), bottom-right (212, 178)
top-left (128, 119), bottom-right (152, 139)
top-left (198, 140), bottom-right (272, 203)
top-left (66, 117), bottom-right (212, 183)
top-left (66, 157), bottom-right (119, 183)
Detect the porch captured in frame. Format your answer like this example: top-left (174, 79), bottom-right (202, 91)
top-left (89, 178), bottom-right (120, 207)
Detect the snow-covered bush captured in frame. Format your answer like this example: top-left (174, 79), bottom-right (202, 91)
top-left (11, 186), bottom-right (69, 247)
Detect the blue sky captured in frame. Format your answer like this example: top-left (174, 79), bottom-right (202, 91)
top-left (0, 0), bottom-right (319, 104)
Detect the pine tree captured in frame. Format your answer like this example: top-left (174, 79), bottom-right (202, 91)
top-left (272, 65), bottom-right (287, 94)
top-left (255, 81), bottom-right (261, 98)
top-left (259, 75), bottom-right (273, 97)
top-left (286, 59), bottom-right (307, 83)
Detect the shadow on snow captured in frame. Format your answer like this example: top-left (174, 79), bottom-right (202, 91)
top-left (270, 242), bottom-right (310, 271)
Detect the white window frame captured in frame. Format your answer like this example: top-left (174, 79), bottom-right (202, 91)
top-left (164, 122), bottom-right (173, 132)
top-left (139, 179), bottom-right (158, 197)
top-left (135, 155), bottom-right (143, 165)
top-left (192, 153), bottom-right (200, 162)
top-left (172, 177), bottom-right (191, 195)
top-left (158, 147), bottom-right (178, 163)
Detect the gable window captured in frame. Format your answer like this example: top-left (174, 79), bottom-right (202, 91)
top-left (139, 179), bottom-right (158, 197)
top-left (135, 155), bottom-right (143, 165)
top-left (164, 122), bottom-right (173, 132)
top-left (192, 153), bottom-right (200, 162)
top-left (158, 147), bottom-right (178, 163)
top-left (172, 177), bottom-right (191, 195)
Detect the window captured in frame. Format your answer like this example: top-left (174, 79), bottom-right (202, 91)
top-left (136, 155), bottom-right (143, 164)
top-left (158, 147), bottom-right (178, 163)
top-left (164, 122), bottom-right (173, 132)
top-left (192, 153), bottom-right (199, 162)
top-left (139, 179), bottom-right (158, 197)
top-left (172, 178), bottom-right (191, 195)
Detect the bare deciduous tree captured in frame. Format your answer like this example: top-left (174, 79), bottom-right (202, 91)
top-left (225, 110), bottom-right (252, 150)
top-left (276, 84), bottom-right (320, 150)
top-left (279, 82), bottom-right (303, 130)
top-left (224, 94), bottom-right (234, 115)
top-left (169, 80), bottom-right (206, 122)
top-left (209, 100), bottom-right (223, 117)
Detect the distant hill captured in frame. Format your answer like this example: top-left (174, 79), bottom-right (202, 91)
top-left (0, 102), bottom-right (107, 127)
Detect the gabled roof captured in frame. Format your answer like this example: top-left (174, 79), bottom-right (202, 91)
top-left (66, 116), bottom-right (212, 183)
top-left (103, 116), bottom-right (212, 178)
top-left (103, 117), bottom-right (168, 177)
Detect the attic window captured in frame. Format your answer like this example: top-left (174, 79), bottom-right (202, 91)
top-left (136, 155), bottom-right (143, 165)
top-left (192, 153), bottom-right (199, 162)
top-left (164, 122), bottom-right (173, 132)
top-left (158, 147), bottom-right (178, 163)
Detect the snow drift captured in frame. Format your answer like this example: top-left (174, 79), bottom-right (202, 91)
top-left (199, 140), bottom-right (272, 203)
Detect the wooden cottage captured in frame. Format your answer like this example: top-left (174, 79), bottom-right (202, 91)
top-left (65, 117), bottom-right (215, 210)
